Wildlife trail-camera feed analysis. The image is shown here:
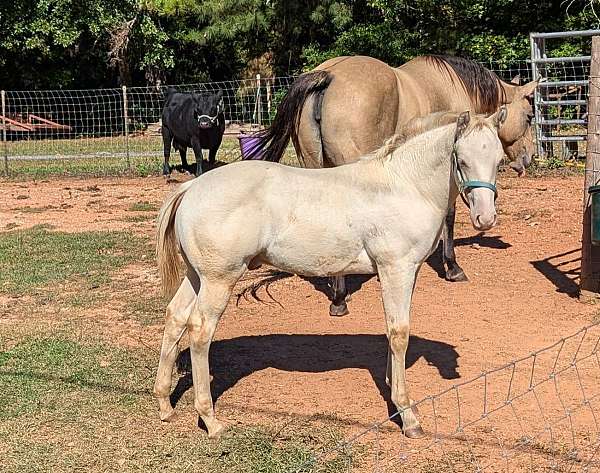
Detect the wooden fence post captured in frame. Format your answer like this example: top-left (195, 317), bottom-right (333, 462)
top-left (256, 74), bottom-right (262, 127)
top-left (580, 35), bottom-right (600, 299)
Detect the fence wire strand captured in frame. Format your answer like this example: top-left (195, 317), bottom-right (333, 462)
top-left (0, 58), bottom-right (593, 177)
top-left (284, 322), bottom-right (600, 472)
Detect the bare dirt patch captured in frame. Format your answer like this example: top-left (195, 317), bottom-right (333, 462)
top-left (1, 170), bottom-right (597, 470)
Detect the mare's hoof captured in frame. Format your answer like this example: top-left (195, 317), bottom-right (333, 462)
top-left (445, 267), bottom-right (468, 282)
top-left (207, 420), bottom-right (226, 439)
top-left (329, 302), bottom-right (349, 317)
top-left (159, 407), bottom-right (176, 422)
top-left (404, 425), bottom-right (426, 439)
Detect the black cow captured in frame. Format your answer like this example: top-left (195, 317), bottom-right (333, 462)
top-left (161, 88), bottom-right (225, 176)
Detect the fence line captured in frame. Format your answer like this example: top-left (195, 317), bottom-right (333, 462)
top-left (283, 321), bottom-right (600, 472)
top-left (0, 58), bottom-right (592, 177)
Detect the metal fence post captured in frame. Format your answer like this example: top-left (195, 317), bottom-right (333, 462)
top-left (256, 74), bottom-right (262, 127)
top-left (122, 85), bottom-right (131, 171)
top-left (1, 90), bottom-right (8, 176)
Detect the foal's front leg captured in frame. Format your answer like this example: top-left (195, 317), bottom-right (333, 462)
top-left (378, 263), bottom-right (424, 438)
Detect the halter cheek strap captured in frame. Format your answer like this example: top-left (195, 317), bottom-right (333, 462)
top-left (452, 148), bottom-right (498, 208)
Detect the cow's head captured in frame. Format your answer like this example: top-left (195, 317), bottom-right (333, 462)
top-left (194, 89), bottom-right (224, 129)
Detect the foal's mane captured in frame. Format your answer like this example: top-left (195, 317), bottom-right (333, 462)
top-left (424, 55), bottom-right (506, 113)
top-left (363, 112), bottom-right (459, 162)
top-left (364, 111), bottom-right (493, 163)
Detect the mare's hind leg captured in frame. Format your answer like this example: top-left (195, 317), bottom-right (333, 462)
top-left (329, 276), bottom-right (349, 316)
top-left (188, 276), bottom-right (237, 438)
top-left (154, 272), bottom-right (199, 421)
top-left (443, 203), bottom-right (468, 282)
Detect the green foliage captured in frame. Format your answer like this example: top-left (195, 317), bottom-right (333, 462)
top-left (2, 0), bottom-right (600, 88)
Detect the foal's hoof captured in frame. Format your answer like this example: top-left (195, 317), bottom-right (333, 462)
top-left (404, 425), bottom-right (426, 439)
top-left (445, 267), bottom-right (468, 282)
top-left (329, 302), bottom-right (349, 317)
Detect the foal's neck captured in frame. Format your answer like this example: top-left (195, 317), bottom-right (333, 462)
top-left (386, 124), bottom-right (458, 211)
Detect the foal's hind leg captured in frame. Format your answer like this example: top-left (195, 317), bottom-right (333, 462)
top-left (443, 203), bottom-right (468, 282)
top-left (187, 277), bottom-right (236, 438)
top-left (329, 275), bottom-right (349, 316)
top-left (154, 273), bottom-right (199, 421)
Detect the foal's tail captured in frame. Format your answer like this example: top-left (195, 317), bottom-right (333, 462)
top-left (156, 180), bottom-right (195, 298)
top-left (245, 70), bottom-right (332, 161)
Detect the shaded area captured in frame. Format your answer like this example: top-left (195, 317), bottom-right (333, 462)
top-left (171, 333), bottom-right (460, 427)
top-left (426, 233), bottom-right (512, 279)
top-left (531, 248), bottom-right (580, 297)
top-left (236, 271), bottom-right (375, 307)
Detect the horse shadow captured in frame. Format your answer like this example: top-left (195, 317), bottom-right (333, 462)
top-left (170, 333), bottom-right (460, 426)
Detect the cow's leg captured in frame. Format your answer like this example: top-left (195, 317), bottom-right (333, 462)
top-left (191, 139), bottom-right (204, 176)
top-left (179, 147), bottom-right (190, 173)
top-left (161, 127), bottom-right (173, 176)
top-left (208, 147), bottom-right (217, 166)
top-left (329, 275), bottom-right (349, 316)
top-left (443, 203), bottom-right (468, 282)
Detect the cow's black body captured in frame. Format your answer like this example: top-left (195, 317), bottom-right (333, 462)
top-left (161, 88), bottom-right (225, 176)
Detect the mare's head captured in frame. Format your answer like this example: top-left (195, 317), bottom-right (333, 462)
top-left (499, 78), bottom-right (538, 175)
top-left (453, 108), bottom-right (506, 231)
top-left (193, 89), bottom-right (224, 129)
top-left (425, 55), bottom-right (537, 175)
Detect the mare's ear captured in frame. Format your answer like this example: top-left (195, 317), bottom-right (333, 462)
top-left (455, 111), bottom-right (470, 141)
top-left (510, 74), bottom-right (521, 85)
top-left (490, 105), bottom-right (508, 129)
top-left (215, 89), bottom-right (223, 100)
top-left (518, 80), bottom-right (539, 99)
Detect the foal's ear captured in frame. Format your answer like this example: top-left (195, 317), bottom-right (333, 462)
top-left (510, 74), bottom-right (521, 85)
top-left (455, 111), bottom-right (471, 140)
top-left (490, 105), bottom-right (508, 128)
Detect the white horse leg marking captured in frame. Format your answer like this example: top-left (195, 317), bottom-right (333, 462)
top-left (154, 274), bottom-right (197, 421)
top-left (378, 263), bottom-right (424, 438)
top-left (187, 278), bottom-right (233, 439)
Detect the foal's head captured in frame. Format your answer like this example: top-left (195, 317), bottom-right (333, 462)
top-left (453, 108), bottom-right (506, 231)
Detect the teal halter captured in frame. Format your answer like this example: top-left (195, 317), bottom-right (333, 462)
top-left (452, 147), bottom-right (498, 207)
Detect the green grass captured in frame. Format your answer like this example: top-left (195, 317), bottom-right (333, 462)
top-left (0, 332), bottom-right (351, 473)
top-left (0, 226), bottom-right (145, 296)
top-left (3, 135), bottom-right (300, 179)
top-left (128, 200), bottom-right (157, 212)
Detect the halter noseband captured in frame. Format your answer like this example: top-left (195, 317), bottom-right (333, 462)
top-left (452, 146), bottom-right (498, 208)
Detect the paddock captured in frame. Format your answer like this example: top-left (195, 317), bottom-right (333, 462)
top-left (1, 168), bottom-right (598, 471)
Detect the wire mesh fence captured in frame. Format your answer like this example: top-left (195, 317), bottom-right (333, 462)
top-left (0, 76), bottom-right (296, 177)
top-left (281, 321), bottom-right (600, 472)
top-left (0, 58), bottom-right (593, 178)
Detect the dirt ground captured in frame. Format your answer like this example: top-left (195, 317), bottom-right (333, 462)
top-left (1, 169), bottom-right (598, 469)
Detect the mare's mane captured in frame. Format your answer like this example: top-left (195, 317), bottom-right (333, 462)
top-left (424, 55), bottom-right (506, 113)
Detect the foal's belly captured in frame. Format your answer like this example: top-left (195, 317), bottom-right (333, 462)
top-left (262, 244), bottom-right (377, 277)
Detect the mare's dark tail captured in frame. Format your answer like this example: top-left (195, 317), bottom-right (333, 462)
top-left (246, 70), bottom-right (332, 161)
